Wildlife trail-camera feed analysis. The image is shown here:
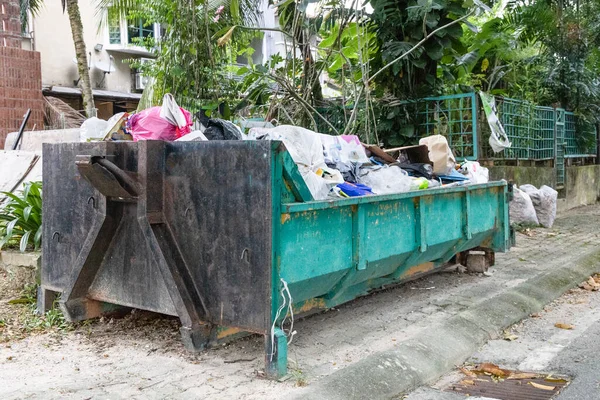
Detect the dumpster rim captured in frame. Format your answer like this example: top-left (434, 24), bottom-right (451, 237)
top-left (283, 181), bottom-right (507, 213)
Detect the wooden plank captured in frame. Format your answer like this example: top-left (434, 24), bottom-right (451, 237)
top-left (0, 151), bottom-right (38, 202)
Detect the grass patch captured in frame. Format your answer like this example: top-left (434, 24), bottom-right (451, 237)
top-left (0, 282), bottom-right (72, 342)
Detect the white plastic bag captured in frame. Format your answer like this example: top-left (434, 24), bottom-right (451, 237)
top-left (248, 125), bottom-right (343, 200)
top-left (358, 165), bottom-right (411, 195)
top-left (160, 93), bottom-right (188, 129)
top-left (321, 134), bottom-right (370, 165)
top-left (459, 161), bottom-right (489, 184)
top-left (479, 91), bottom-right (512, 153)
top-left (419, 135), bottom-right (456, 175)
top-left (520, 184), bottom-right (558, 228)
top-left (175, 130), bottom-right (208, 141)
top-left (510, 188), bottom-right (539, 226)
top-left (80, 117), bottom-right (108, 142)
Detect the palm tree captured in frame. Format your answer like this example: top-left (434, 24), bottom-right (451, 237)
top-left (63, 0), bottom-right (95, 117)
top-left (21, 0), bottom-right (95, 117)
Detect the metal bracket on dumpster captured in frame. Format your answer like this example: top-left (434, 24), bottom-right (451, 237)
top-left (64, 148), bottom-right (216, 348)
top-left (76, 155), bottom-right (140, 199)
top-left (135, 141), bottom-right (215, 350)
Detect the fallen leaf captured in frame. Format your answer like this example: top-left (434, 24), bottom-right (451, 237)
top-left (503, 333), bottom-right (519, 341)
top-left (508, 372), bottom-right (541, 380)
top-left (459, 367), bottom-right (477, 378)
top-left (579, 277), bottom-right (600, 291)
top-left (7, 298), bottom-right (32, 305)
top-left (474, 363), bottom-right (510, 377)
top-left (544, 377), bottom-right (569, 384)
top-left (554, 323), bottom-right (574, 330)
top-left (460, 379), bottom-right (475, 386)
top-left (529, 382), bottom-right (556, 391)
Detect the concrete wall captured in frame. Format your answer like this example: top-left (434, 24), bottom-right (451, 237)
top-left (563, 165), bottom-right (600, 210)
top-left (5, 129), bottom-right (80, 152)
top-left (489, 166), bottom-right (557, 189)
top-left (491, 165), bottom-right (600, 211)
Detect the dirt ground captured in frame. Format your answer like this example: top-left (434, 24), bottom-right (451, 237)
top-left (1, 205), bottom-right (599, 399)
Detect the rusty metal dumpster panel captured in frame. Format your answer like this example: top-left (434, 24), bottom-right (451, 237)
top-left (41, 140), bottom-right (511, 379)
top-left (42, 141), bottom-right (274, 335)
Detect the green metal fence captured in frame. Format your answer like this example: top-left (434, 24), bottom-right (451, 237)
top-left (315, 93), bottom-right (479, 160)
top-left (481, 98), bottom-right (556, 160)
top-left (564, 112), bottom-right (597, 157)
top-left (481, 97), bottom-right (597, 161)
top-left (417, 93), bottom-right (478, 160)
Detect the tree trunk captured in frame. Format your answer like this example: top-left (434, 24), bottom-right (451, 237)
top-left (65, 0), bottom-right (95, 117)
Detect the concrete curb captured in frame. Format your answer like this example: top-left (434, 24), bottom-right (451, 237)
top-left (293, 249), bottom-right (600, 400)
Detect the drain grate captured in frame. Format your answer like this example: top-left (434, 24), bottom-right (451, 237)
top-left (448, 371), bottom-right (569, 400)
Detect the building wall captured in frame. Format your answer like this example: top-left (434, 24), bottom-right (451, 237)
top-left (0, 0), bottom-right (44, 148)
top-left (30, 2), bottom-right (134, 94)
top-left (29, 2), bottom-right (286, 97)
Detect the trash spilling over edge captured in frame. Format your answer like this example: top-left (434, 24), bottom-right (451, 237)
top-left (79, 93), bottom-right (494, 201)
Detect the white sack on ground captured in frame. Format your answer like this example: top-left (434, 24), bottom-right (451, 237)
top-left (520, 184), bottom-right (558, 228)
top-left (510, 187), bottom-right (539, 225)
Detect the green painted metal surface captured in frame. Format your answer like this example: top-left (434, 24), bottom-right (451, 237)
top-left (564, 111), bottom-right (597, 158)
top-left (273, 150), bottom-right (509, 305)
top-left (555, 109), bottom-right (566, 187)
top-left (275, 182), bottom-right (509, 309)
top-left (266, 145), bottom-right (511, 376)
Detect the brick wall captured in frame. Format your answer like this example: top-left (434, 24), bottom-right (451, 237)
top-left (0, 0), bottom-right (44, 149)
top-left (0, 0), bottom-right (22, 48)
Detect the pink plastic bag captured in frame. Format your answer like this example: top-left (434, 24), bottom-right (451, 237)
top-left (129, 105), bottom-right (192, 141)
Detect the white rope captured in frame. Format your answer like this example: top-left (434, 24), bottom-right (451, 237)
top-left (280, 278), bottom-right (296, 345)
top-left (269, 278), bottom-right (296, 361)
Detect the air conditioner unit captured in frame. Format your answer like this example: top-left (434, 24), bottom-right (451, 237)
top-left (135, 72), bottom-right (149, 90)
top-left (134, 58), bottom-right (153, 90)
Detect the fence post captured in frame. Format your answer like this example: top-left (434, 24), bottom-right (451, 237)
top-left (596, 123), bottom-right (600, 165)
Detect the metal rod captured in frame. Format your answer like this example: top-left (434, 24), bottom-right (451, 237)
top-left (12, 109), bottom-right (32, 150)
top-left (95, 158), bottom-right (140, 196)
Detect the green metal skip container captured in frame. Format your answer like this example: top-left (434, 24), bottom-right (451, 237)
top-left (40, 140), bottom-right (512, 378)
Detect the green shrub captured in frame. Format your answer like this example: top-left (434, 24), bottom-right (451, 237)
top-left (0, 181), bottom-right (42, 252)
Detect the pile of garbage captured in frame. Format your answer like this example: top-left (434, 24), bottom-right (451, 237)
top-left (80, 94), bottom-right (490, 200)
top-left (510, 184), bottom-right (558, 228)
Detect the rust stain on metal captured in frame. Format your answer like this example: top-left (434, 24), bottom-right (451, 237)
top-left (217, 327), bottom-right (243, 339)
top-left (281, 213), bottom-right (291, 224)
top-left (293, 298), bottom-right (326, 314)
top-left (402, 262), bottom-right (435, 278)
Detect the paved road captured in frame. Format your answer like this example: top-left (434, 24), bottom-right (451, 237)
top-left (405, 279), bottom-right (600, 400)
